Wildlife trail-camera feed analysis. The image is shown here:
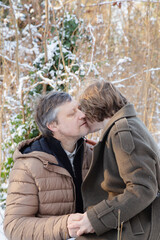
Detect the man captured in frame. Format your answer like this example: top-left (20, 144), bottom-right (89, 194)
top-left (68, 81), bottom-right (160, 240)
top-left (3, 91), bottom-right (92, 240)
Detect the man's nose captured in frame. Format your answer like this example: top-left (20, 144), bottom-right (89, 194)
top-left (78, 109), bottom-right (85, 119)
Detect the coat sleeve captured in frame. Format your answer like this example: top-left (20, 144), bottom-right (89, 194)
top-left (86, 118), bottom-right (159, 236)
top-left (3, 161), bottom-right (70, 240)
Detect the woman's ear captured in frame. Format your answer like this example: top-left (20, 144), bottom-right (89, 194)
top-left (47, 122), bottom-right (57, 132)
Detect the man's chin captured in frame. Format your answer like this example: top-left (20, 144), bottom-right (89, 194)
top-left (80, 129), bottom-right (90, 138)
top-left (80, 123), bottom-right (89, 133)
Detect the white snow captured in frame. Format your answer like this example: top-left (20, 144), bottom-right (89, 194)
top-left (0, 208), bottom-right (7, 240)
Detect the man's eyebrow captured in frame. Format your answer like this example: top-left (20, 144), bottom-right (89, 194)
top-left (72, 104), bottom-right (78, 110)
top-left (72, 108), bottom-right (77, 112)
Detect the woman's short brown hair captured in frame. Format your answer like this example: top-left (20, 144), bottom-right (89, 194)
top-left (79, 81), bottom-right (128, 122)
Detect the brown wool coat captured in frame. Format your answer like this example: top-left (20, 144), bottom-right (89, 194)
top-left (79, 104), bottom-right (160, 240)
top-left (3, 136), bottom-right (92, 240)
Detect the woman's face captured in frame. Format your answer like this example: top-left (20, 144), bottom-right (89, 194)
top-left (86, 118), bottom-right (110, 133)
top-left (86, 119), bottom-right (104, 133)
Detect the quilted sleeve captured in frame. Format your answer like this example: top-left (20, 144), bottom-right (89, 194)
top-left (3, 160), bottom-right (70, 240)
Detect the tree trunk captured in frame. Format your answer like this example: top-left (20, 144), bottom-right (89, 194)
top-left (9, 0), bottom-right (19, 86)
top-left (143, 0), bottom-right (151, 126)
top-left (43, 0), bottom-right (49, 94)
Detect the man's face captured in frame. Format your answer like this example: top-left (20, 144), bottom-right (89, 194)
top-left (50, 100), bottom-right (89, 141)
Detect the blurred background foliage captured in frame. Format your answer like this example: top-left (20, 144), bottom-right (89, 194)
top-left (0, 0), bottom-right (160, 206)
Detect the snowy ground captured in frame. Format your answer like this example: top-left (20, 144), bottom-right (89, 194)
top-left (0, 208), bottom-right (7, 240)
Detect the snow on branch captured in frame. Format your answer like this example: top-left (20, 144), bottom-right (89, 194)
top-left (86, 24), bottom-right (95, 76)
top-left (113, 73), bottom-right (138, 84)
top-left (81, 0), bottom-right (160, 8)
top-left (153, 131), bottom-right (160, 136)
top-left (113, 67), bottom-right (160, 85)
top-left (24, 71), bottom-right (56, 94)
top-left (144, 67), bottom-right (160, 73)
top-left (61, 67), bottom-right (81, 86)
top-left (0, 2), bottom-right (10, 9)
top-left (48, 0), bottom-right (64, 10)
top-left (17, 76), bottom-right (30, 99)
top-left (0, 54), bottom-right (34, 70)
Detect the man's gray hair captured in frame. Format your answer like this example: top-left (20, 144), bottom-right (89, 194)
top-left (35, 91), bottom-right (72, 137)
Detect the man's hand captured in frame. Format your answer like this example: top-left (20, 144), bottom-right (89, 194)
top-left (67, 213), bottom-right (83, 237)
top-left (68, 212), bottom-right (95, 236)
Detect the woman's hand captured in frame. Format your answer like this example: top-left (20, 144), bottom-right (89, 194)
top-left (68, 212), bottom-right (95, 236)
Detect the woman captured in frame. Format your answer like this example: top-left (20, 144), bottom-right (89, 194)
top-left (68, 81), bottom-right (160, 240)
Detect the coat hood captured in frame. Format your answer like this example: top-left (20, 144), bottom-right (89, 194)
top-left (13, 135), bottom-right (91, 169)
top-left (13, 135), bottom-right (59, 165)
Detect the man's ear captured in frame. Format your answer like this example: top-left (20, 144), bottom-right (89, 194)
top-left (47, 121), bottom-right (58, 132)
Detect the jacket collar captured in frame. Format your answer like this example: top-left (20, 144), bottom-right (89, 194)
top-left (46, 136), bottom-right (84, 177)
top-left (99, 103), bottom-right (136, 142)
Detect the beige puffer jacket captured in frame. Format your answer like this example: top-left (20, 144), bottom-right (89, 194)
top-left (3, 137), bottom-right (92, 240)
